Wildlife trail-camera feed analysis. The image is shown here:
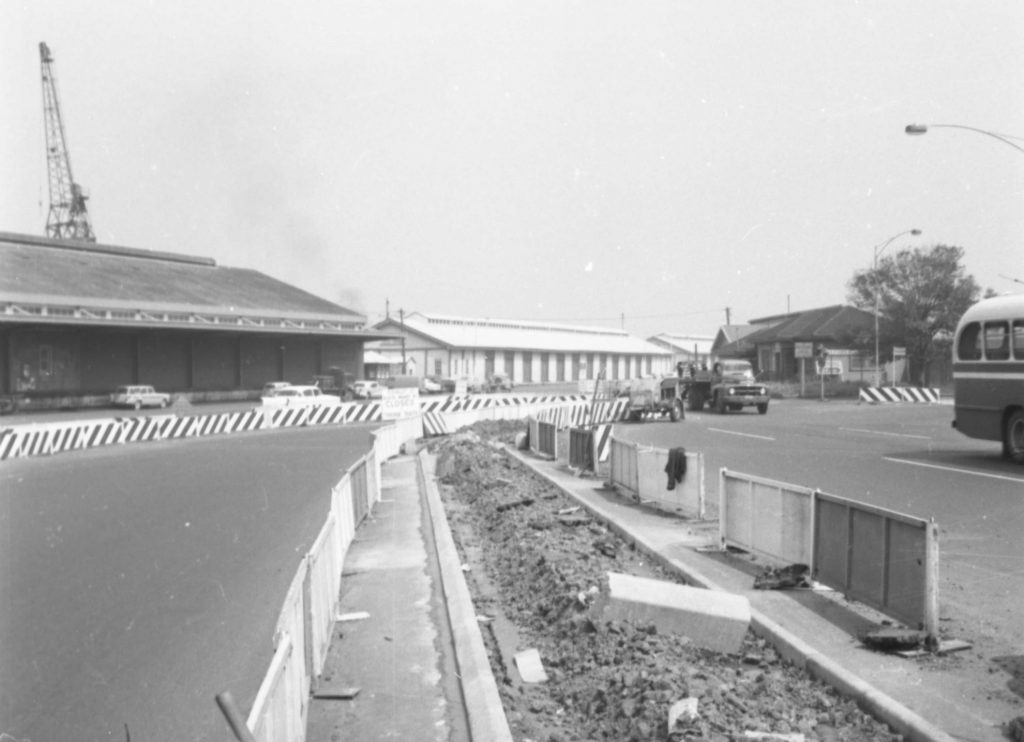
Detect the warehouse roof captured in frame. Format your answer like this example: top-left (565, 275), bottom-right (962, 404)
top-left (377, 312), bottom-right (671, 355)
top-left (0, 231), bottom-right (374, 335)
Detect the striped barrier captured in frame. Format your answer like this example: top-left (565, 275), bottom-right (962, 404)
top-left (859, 386), bottom-right (940, 404)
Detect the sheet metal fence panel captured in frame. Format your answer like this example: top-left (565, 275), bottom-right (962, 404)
top-left (536, 420), bottom-right (557, 458)
top-left (719, 469), bottom-right (814, 569)
top-left (568, 428), bottom-right (595, 471)
top-left (813, 492), bottom-right (937, 633)
top-left (635, 447), bottom-right (706, 520)
top-left (608, 435), bottom-right (639, 495)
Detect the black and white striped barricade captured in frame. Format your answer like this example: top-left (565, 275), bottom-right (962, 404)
top-left (0, 417), bottom-right (127, 460)
top-left (859, 386), bottom-right (940, 404)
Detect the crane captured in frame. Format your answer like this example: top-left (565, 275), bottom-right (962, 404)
top-left (39, 41), bottom-right (95, 241)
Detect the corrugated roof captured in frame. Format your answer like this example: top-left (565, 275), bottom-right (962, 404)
top-left (0, 231), bottom-right (365, 324)
top-left (380, 312), bottom-right (671, 355)
top-left (648, 333), bottom-right (715, 354)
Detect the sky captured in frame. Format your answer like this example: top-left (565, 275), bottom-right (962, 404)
top-left (3, 1), bottom-right (1023, 340)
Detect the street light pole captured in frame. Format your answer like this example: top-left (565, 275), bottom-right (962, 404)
top-left (905, 123), bottom-right (1024, 155)
top-left (872, 229), bottom-right (922, 387)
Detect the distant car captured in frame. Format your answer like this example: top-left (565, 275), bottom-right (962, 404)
top-left (486, 373), bottom-right (514, 393)
top-left (421, 377), bottom-right (443, 394)
top-left (260, 385), bottom-right (342, 408)
top-left (351, 380), bottom-right (384, 399)
top-left (261, 381), bottom-right (291, 397)
top-left (111, 385), bottom-right (171, 410)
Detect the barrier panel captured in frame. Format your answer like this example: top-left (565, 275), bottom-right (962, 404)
top-left (814, 492), bottom-right (938, 635)
top-left (634, 446), bottom-right (706, 519)
top-left (608, 436), bottom-right (639, 496)
top-left (719, 469), bottom-right (814, 569)
top-left (568, 428), bottom-right (595, 471)
top-left (247, 562), bottom-right (309, 742)
top-left (719, 468), bottom-right (939, 637)
top-left (607, 435), bottom-right (705, 519)
top-left (307, 512), bottom-right (341, 676)
top-left (535, 420), bottom-right (557, 458)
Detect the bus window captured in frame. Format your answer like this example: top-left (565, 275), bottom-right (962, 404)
top-left (1014, 320), bottom-right (1024, 360)
top-left (957, 322), bottom-right (982, 360)
top-left (984, 322), bottom-right (1010, 360)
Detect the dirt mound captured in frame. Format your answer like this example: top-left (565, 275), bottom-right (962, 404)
top-left (432, 427), bottom-right (898, 741)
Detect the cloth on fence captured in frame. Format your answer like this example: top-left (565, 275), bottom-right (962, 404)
top-left (665, 447), bottom-right (687, 490)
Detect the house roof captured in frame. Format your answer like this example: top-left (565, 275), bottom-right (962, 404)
top-left (0, 231), bottom-right (379, 336)
top-left (376, 312), bottom-right (672, 355)
top-left (647, 333), bottom-right (715, 355)
top-left (717, 305), bottom-right (876, 356)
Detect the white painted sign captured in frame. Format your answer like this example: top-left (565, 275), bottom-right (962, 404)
top-left (892, 346), bottom-right (907, 358)
top-left (794, 342), bottom-right (813, 358)
top-left (381, 388), bottom-right (419, 419)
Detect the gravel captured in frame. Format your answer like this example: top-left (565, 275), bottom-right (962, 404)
top-left (432, 422), bottom-right (901, 742)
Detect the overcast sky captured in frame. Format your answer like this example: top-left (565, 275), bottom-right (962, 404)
top-left (3, 1), bottom-right (1023, 339)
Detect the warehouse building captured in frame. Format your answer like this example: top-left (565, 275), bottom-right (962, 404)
top-left (0, 231), bottom-right (392, 407)
top-left (370, 312), bottom-right (673, 385)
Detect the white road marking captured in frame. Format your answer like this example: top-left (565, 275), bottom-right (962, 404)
top-left (841, 427), bottom-right (932, 440)
top-left (708, 427), bottom-right (775, 441)
top-left (884, 457), bottom-right (1024, 484)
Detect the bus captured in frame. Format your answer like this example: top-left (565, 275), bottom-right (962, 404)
top-left (952, 294), bottom-right (1024, 463)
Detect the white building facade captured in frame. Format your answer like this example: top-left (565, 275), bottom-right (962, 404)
top-left (370, 313), bottom-right (673, 384)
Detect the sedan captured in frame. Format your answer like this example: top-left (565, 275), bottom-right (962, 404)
top-left (110, 385), bottom-right (171, 410)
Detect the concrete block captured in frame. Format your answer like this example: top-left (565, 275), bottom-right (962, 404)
top-left (601, 572), bottom-right (750, 654)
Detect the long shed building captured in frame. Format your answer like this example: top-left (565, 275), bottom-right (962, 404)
top-left (372, 312), bottom-right (673, 384)
top-left (0, 232), bottom-right (391, 407)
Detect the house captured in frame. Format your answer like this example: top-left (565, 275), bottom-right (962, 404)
top-left (647, 333), bottom-right (715, 370)
top-left (713, 305), bottom-right (880, 382)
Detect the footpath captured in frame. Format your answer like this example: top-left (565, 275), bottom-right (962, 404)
top-left (306, 447), bottom-right (1017, 742)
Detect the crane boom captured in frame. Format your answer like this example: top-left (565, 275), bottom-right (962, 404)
top-left (39, 41), bottom-right (95, 241)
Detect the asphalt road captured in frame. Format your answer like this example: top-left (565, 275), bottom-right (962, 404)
top-left (0, 424), bottom-right (374, 742)
top-left (613, 398), bottom-right (1024, 677)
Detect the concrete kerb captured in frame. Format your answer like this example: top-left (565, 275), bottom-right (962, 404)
top-left (506, 446), bottom-right (957, 742)
top-left (416, 450), bottom-right (514, 742)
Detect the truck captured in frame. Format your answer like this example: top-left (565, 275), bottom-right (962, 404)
top-left (621, 377), bottom-right (687, 422)
top-left (680, 359), bottom-right (770, 414)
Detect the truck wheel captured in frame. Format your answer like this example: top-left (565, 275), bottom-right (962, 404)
top-left (1003, 409), bottom-right (1024, 463)
top-left (757, 402), bottom-right (769, 415)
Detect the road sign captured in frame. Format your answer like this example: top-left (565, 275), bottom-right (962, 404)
top-left (893, 346), bottom-right (907, 358)
top-left (795, 342), bottom-right (813, 358)
top-left (381, 388), bottom-right (419, 419)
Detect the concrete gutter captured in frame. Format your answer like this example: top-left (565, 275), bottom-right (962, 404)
top-left (509, 447), bottom-right (959, 742)
top-left (417, 451), bottom-right (514, 742)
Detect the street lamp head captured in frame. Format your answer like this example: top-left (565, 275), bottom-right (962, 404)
top-left (905, 124), bottom-right (929, 135)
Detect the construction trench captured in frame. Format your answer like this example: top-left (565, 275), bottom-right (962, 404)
top-left (431, 421), bottom-right (902, 742)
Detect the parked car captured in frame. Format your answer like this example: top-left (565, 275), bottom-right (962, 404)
top-left (111, 385), bottom-right (171, 409)
top-left (486, 373), bottom-right (514, 393)
top-left (351, 380), bottom-right (384, 399)
top-left (260, 385), bottom-right (342, 408)
top-left (261, 381), bottom-right (291, 397)
top-left (421, 376), bottom-right (444, 394)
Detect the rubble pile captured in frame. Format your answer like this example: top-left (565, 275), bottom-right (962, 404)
top-left (433, 428), bottom-right (900, 742)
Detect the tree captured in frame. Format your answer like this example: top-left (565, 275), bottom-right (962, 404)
top-left (847, 245), bottom-right (981, 385)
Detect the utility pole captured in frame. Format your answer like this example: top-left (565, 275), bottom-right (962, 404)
top-left (399, 309), bottom-right (407, 373)
top-left (39, 42), bottom-right (95, 241)
top-left (725, 307), bottom-right (731, 326)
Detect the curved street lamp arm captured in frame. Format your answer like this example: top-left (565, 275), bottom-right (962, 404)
top-left (905, 123), bottom-right (1024, 156)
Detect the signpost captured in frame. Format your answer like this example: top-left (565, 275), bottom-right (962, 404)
top-left (795, 342), bottom-right (813, 398)
top-left (381, 388), bottom-right (419, 420)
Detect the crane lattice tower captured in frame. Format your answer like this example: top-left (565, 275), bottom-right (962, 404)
top-left (39, 41), bottom-right (95, 241)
